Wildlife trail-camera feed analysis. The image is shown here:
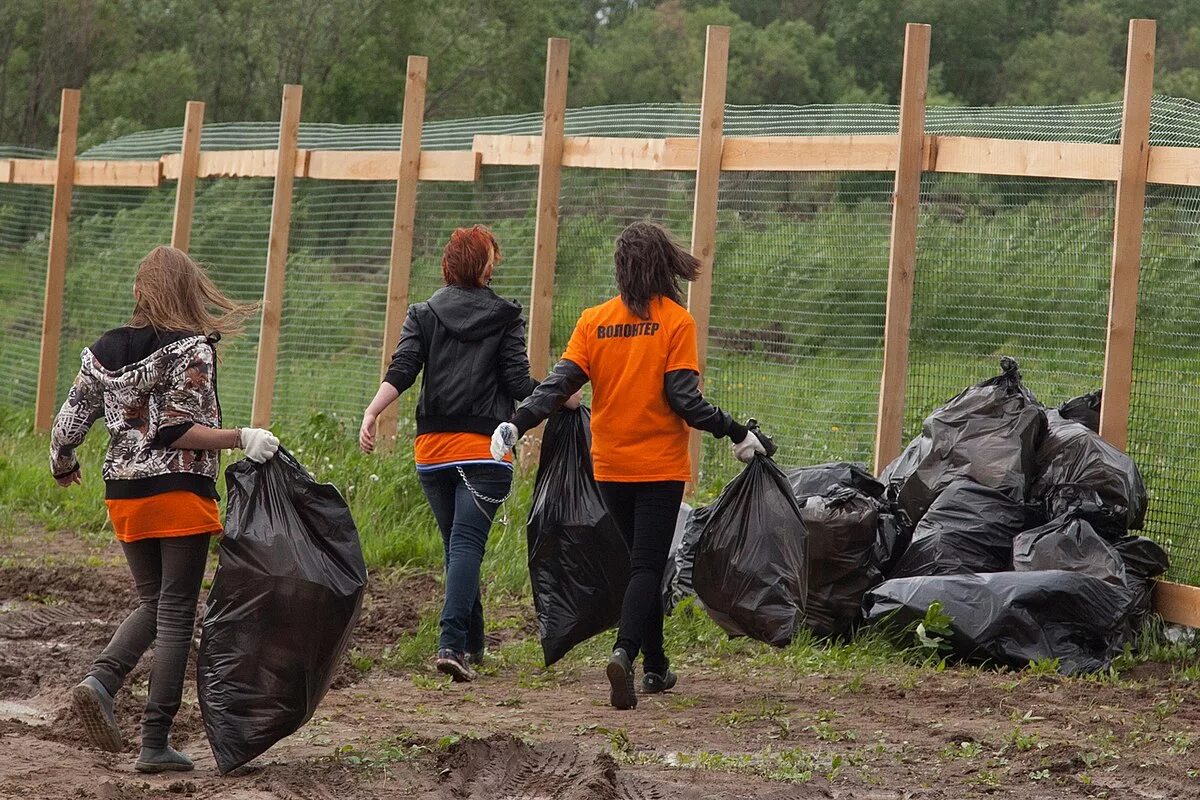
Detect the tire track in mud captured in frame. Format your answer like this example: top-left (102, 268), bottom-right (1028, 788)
top-left (437, 734), bottom-right (705, 800)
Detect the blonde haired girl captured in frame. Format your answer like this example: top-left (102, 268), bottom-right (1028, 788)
top-left (50, 245), bottom-right (279, 772)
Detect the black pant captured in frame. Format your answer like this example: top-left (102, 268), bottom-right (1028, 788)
top-left (89, 534), bottom-right (210, 749)
top-left (598, 480), bottom-right (685, 673)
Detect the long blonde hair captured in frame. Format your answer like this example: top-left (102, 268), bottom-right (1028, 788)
top-left (129, 246), bottom-right (257, 336)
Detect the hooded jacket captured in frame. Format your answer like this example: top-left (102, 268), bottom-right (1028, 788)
top-left (50, 328), bottom-right (222, 499)
top-left (384, 285), bottom-right (537, 436)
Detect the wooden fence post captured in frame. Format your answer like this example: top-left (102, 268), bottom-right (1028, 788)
top-left (872, 23), bottom-right (931, 475)
top-left (250, 84), bottom-right (303, 428)
top-left (171, 100), bottom-right (205, 252)
top-left (377, 56), bottom-right (428, 446)
top-left (686, 25), bottom-right (730, 488)
top-left (1099, 19), bottom-right (1156, 451)
top-left (526, 38), bottom-right (570, 380)
top-left (34, 88), bottom-right (81, 432)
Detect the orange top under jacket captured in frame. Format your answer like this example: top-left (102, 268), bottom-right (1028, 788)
top-left (105, 490), bottom-right (222, 543)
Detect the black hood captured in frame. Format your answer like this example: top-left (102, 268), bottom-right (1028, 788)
top-left (426, 285), bottom-right (523, 341)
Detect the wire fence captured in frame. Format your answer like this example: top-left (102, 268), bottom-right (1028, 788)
top-left (0, 146), bottom-right (52, 409)
top-left (3, 100), bottom-right (1200, 581)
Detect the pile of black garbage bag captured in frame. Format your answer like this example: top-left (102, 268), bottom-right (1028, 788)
top-left (664, 358), bottom-right (1168, 671)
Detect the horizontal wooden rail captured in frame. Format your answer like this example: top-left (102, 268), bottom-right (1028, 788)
top-left (8, 134), bottom-right (1200, 187)
top-left (7, 158), bottom-right (163, 186)
top-left (1154, 580), bottom-right (1200, 627)
top-left (306, 149), bottom-right (481, 181)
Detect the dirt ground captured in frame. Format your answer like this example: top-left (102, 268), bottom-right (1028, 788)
top-left (2, 526), bottom-right (1200, 800)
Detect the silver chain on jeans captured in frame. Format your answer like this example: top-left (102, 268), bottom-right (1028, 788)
top-left (456, 465), bottom-right (513, 524)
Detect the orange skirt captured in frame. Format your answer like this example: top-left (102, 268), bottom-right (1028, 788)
top-left (105, 490), bottom-right (222, 543)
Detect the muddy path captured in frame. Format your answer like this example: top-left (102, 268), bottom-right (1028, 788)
top-left (2, 526), bottom-right (1200, 799)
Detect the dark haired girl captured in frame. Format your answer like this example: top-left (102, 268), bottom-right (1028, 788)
top-left (361, 225), bottom-right (544, 682)
top-left (491, 220), bottom-right (768, 709)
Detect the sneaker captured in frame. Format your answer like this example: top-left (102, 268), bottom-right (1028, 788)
top-left (467, 649), bottom-right (486, 667)
top-left (435, 649), bottom-right (474, 683)
top-left (71, 676), bottom-right (124, 752)
top-left (641, 668), bottom-right (678, 694)
top-left (606, 649), bottom-right (637, 710)
top-left (134, 745), bottom-right (194, 774)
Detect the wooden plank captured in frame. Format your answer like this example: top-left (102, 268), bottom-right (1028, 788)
top-left (873, 23), bottom-right (931, 475)
top-left (686, 25), bottom-right (731, 486)
top-left (1099, 20), bottom-right (1156, 452)
top-left (526, 38), bottom-right (570, 381)
top-left (475, 134), bottom-right (698, 171)
top-left (721, 135), bottom-right (899, 172)
top-left (305, 148), bottom-right (478, 182)
top-left (9, 158), bottom-right (160, 186)
top-left (0, 160), bottom-right (12, 183)
top-left (161, 148), bottom-right (308, 180)
top-left (1154, 580), bottom-right (1200, 628)
top-left (250, 85), bottom-right (303, 428)
top-left (171, 101), bottom-right (205, 251)
top-left (376, 56), bottom-right (428, 446)
top-left (1147, 144), bottom-right (1200, 187)
top-left (931, 136), bottom-right (1121, 181)
top-left (34, 89), bottom-right (81, 432)
top-left (75, 160), bottom-right (162, 187)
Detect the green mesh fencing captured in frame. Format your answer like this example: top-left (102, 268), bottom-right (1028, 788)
top-left (903, 175), bottom-right (1114, 439)
top-left (5, 99), bottom-right (1200, 581)
top-left (0, 146), bottom-right (52, 408)
top-left (1129, 183), bottom-right (1200, 585)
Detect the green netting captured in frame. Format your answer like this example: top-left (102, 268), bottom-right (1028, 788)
top-left (0, 146), bottom-right (52, 408)
top-left (1129, 184), bottom-right (1200, 585)
top-left (56, 186), bottom-right (175, 401)
top-left (5, 97), bottom-right (1200, 581)
top-left (703, 171), bottom-right (893, 488)
top-left (904, 175), bottom-right (1114, 441)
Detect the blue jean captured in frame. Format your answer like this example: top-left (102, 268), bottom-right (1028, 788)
top-left (418, 464), bottom-right (512, 653)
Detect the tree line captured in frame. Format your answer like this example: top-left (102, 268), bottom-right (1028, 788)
top-left (2, 0), bottom-right (1199, 149)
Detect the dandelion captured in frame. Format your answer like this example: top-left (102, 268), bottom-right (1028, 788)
top-left (369, 474), bottom-right (380, 482)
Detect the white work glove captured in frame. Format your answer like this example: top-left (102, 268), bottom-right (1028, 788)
top-left (564, 389), bottom-right (584, 410)
top-left (240, 427), bottom-right (280, 463)
top-left (731, 429), bottom-right (767, 463)
top-left (491, 422), bottom-right (519, 461)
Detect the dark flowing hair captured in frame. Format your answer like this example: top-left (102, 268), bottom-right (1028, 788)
top-left (613, 221), bottom-right (700, 319)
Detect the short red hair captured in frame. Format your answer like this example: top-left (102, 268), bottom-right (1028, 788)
top-left (442, 225), bottom-right (501, 287)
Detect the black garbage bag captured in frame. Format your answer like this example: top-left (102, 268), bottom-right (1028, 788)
top-left (1013, 514), bottom-right (1126, 584)
top-left (663, 503), bottom-right (710, 616)
top-left (799, 487), bottom-right (883, 637)
top-left (693, 455), bottom-right (808, 646)
top-left (198, 449), bottom-right (367, 775)
top-left (873, 511), bottom-right (910, 577)
top-left (787, 462), bottom-right (884, 500)
top-left (1111, 535), bottom-right (1170, 634)
top-left (527, 407), bottom-right (630, 666)
top-left (1058, 389), bottom-right (1102, 432)
top-left (882, 357), bottom-right (1046, 524)
top-left (888, 480), bottom-right (1034, 578)
top-left (1032, 412), bottom-right (1146, 534)
top-left (863, 570), bottom-right (1134, 674)
top-left (1112, 535), bottom-right (1169, 582)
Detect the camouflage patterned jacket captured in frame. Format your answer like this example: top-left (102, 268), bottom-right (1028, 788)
top-left (50, 333), bottom-right (222, 499)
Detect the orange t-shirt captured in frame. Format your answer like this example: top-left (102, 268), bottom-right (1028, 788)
top-left (414, 432), bottom-right (512, 470)
top-left (105, 490), bottom-right (221, 543)
top-left (561, 295), bottom-right (700, 482)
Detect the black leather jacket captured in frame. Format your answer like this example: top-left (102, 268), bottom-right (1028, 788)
top-left (384, 285), bottom-right (537, 436)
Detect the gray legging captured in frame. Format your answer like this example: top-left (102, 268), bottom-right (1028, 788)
top-left (89, 533), bottom-right (210, 749)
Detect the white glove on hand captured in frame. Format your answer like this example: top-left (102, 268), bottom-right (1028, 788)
top-left (491, 422), bottom-right (519, 461)
top-left (731, 430), bottom-right (767, 463)
top-left (240, 428), bottom-right (280, 463)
